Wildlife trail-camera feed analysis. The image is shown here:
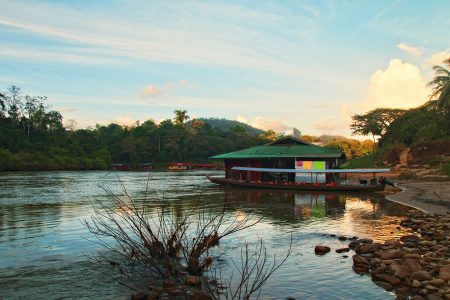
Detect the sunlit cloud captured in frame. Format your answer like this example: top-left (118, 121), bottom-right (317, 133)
top-left (139, 80), bottom-right (188, 98)
top-left (396, 42), bottom-right (422, 57)
top-left (427, 50), bottom-right (450, 67)
top-left (360, 58), bottom-right (429, 109)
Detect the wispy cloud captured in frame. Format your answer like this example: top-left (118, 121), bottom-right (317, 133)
top-left (397, 42), bottom-right (422, 57)
top-left (353, 0), bottom-right (402, 34)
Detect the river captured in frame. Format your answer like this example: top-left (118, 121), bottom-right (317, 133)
top-left (0, 171), bottom-right (414, 299)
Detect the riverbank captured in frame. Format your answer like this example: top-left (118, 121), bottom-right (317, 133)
top-left (385, 181), bottom-right (450, 215)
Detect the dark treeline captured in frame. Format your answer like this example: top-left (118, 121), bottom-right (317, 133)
top-left (0, 87), bottom-right (270, 171)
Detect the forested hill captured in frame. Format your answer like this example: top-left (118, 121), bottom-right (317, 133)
top-left (196, 118), bottom-right (264, 136)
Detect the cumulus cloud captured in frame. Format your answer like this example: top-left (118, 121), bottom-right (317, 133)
top-left (139, 80), bottom-right (188, 98)
top-left (361, 58), bottom-right (429, 109)
top-left (314, 104), bottom-right (353, 133)
top-left (236, 115), bottom-right (291, 132)
top-left (396, 43), bottom-right (422, 57)
top-left (427, 50), bottom-right (450, 66)
top-left (112, 116), bottom-right (137, 127)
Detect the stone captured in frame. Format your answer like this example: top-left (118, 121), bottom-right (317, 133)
top-left (439, 266), bottom-right (450, 281)
top-left (186, 275), bottom-right (201, 286)
top-left (403, 259), bottom-right (422, 273)
top-left (389, 262), bottom-right (401, 273)
top-left (428, 278), bottom-right (445, 287)
top-left (353, 265), bottom-right (369, 274)
top-left (375, 274), bottom-right (401, 287)
top-left (412, 279), bottom-right (423, 288)
top-left (425, 284), bottom-right (439, 292)
top-left (400, 235), bottom-right (421, 244)
top-left (395, 265), bottom-right (411, 279)
top-left (373, 281), bottom-right (393, 291)
top-left (338, 236), bottom-right (347, 241)
top-left (348, 241), bottom-right (359, 250)
top-left (359, 238), bottom-right (373, 244)
top-left (336, 247), bottom-right (350, 253)
top-left (162, 279), bottom-right (176, 288)
top-left (356, 244), bottom-right (375, 254)
top-left (426, 294), bottom-right (444, 300)
top-left (353, 254), bottom-right (369, 266)
top-left (412, 296), bottom-right (425, 300)
top-left (378, 250), bottom-right (404, 260)
top-left (410, 271), bottom-right (432, 282)
top-left (315, 245), bottom-right (331, 255)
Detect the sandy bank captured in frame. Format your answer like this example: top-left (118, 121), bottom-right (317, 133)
top-left (386, 181), bottom-right (450, 214)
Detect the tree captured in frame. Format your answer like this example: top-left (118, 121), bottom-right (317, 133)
top-left (428, 57), bottom-right (450, 112)
top-left (351, 108), bottom-right (406, 144)
top-left (173, 109), bottom-right (189, 126)
top-left (0, 92), bottom-right (6, 118)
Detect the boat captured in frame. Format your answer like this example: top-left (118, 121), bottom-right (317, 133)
top-left (207, 135), bottom-right (390, 192)
top-left (207, 167), bottom-right (390, 192)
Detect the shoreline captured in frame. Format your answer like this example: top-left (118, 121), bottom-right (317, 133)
top-left (385, 181), bottom-right (450, 215)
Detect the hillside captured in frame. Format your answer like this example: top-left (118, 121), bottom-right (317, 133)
top-left (198, 118), bottom-right (264, 136)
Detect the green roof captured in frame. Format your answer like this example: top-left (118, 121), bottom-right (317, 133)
top-left (210, 144), bottom-right (343, 159)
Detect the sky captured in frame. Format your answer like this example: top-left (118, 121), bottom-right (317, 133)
top-left (1, 0), bottom-right (449, 137)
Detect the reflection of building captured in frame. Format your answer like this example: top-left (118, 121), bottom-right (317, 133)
top-left (221, 187), bottom-right (346, 222)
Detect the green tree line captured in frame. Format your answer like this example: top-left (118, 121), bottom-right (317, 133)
top-left (0, 91), bottom-right (269, 171)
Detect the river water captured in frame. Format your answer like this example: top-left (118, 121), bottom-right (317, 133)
top-left (0, 171), bottom-right (414, 299)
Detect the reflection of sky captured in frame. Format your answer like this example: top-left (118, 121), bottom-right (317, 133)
top-left (0, 171), bottom-right (412, 299)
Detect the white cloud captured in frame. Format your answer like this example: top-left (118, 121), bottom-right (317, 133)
top-left (236, 115), bottom-right (291, 132)
top-left (139, 80), bottom-right (188, 98)
top-left (427, 50), bottom-right (450, 66)
top-left (361, 58), bottom-right (429, 109)
top-left (396, 42), bottom-right (422, 57)
top-left (111, 116), bottom-right (137, 127)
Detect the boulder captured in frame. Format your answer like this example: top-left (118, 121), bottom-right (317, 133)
top-left (428, 278), bottom-right (445, 287)
top-left (336, 247), bottom-right (350, 253)
top-left (353, 254), bottom-right (369, 266)
top-left (403, 259), bottom-right (422, 273)
top-left (373, 281), bottom-right (393, 291)
top-left (394, 265), bottom-right (411, 279)
top-left (410, 271), bottom-right (432, 282)
top-left (400, 235), bottom-right (421, 244)
top-left (412, 279), bottom-right (423, 288)
top-left (338, 236), bottom-right (347, 241)
top-left (375, 274), bottom-right (401, 287)
top-left (359, 238), bottom-right (373, 244)
top-left (426, 294), bottom-right (444, 300)
top-left (356, 244), bottom-right (375, 254)
top-left (348, 241), bottom-right (359, 250)
top-left (314, 245), bottom-right (331, 255)
top-left (439, 266), bottom-right (450, 281)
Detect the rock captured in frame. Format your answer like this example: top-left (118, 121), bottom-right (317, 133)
top-left (425, 284), bottom-right (439, 292)
top-left (186, 275), bottom-right (201, 286)
top-left (162, 279), bottom-right (176, 288)
top-left (389, 262), bottom-right (401, 273)
top-left (426, 294), bottom-right (444, 300)
top-left (378, 250), bottom-right (404, 260)
top-left (403, 259), bottom-right (422, 272)
top-left (400, 235), bottom-right (421, 244)
top-left (353, 254), bottom-right (369, 267)
top-left (348, 241), bottom-right (359, 249)
top-left (336, 247), bottom-right (350, 253)
top-left (412, 279), bottom-right (423, 288)
top-left (411, 271), bottom-right (432, 282)
top-left (359, 238), bottom-right (373, 244)
top-left (356, 244), bottom-right (375, 254)
top-left (429, 278), bottom-right (445, 287)
top-left (395, 265), bottom-right (411, 279)
top-left (373, 281), bottom-right (393, 291)
top-left (186, 289), bottom-right (211, 300)
top-left (412, 296), bottom-right (425, 300)
top-left (315, 245), bottom-right (331, 255)
top-left (353, 265), bottom-right (369, 274)
top-left (439, 266), bottom-right (450, 281)
top-left (375, 274), bottom-right (401, 287)
top-left (338, 236), bottom-right (347, 241)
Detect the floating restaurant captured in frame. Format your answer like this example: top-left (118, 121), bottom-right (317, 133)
top-left (208, 136), bottom-right (390, 191)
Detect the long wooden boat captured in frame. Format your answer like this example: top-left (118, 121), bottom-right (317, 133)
top-left (207, 167), bottom-right (390, 192)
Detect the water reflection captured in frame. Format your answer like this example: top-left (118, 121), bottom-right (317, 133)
top-left (0, 171), bottom-right (414, 299)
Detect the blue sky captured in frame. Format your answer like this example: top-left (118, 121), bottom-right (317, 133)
top-left (1, 0), bottom-right (449, 136)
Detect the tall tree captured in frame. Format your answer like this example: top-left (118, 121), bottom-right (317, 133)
top-left (351, 108), bottom-right (406, 144)
top-left (0, 92), bottom-right (6, 118)
top-left (173, 109), bottom-right (189, 126)
top-left (428, 57), bottom-right (450, 112)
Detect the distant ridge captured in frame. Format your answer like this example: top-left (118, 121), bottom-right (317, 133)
top-left (197, 117), bottom-right (264, 136)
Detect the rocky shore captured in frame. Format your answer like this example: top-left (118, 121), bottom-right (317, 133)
top-left (345, 211), bottom-right (450, 300)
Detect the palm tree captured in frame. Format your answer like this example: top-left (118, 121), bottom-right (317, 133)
top-left (428, 57), bottom-right (450, 112)
top-left (173, 109), bottom-right (189, 126)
